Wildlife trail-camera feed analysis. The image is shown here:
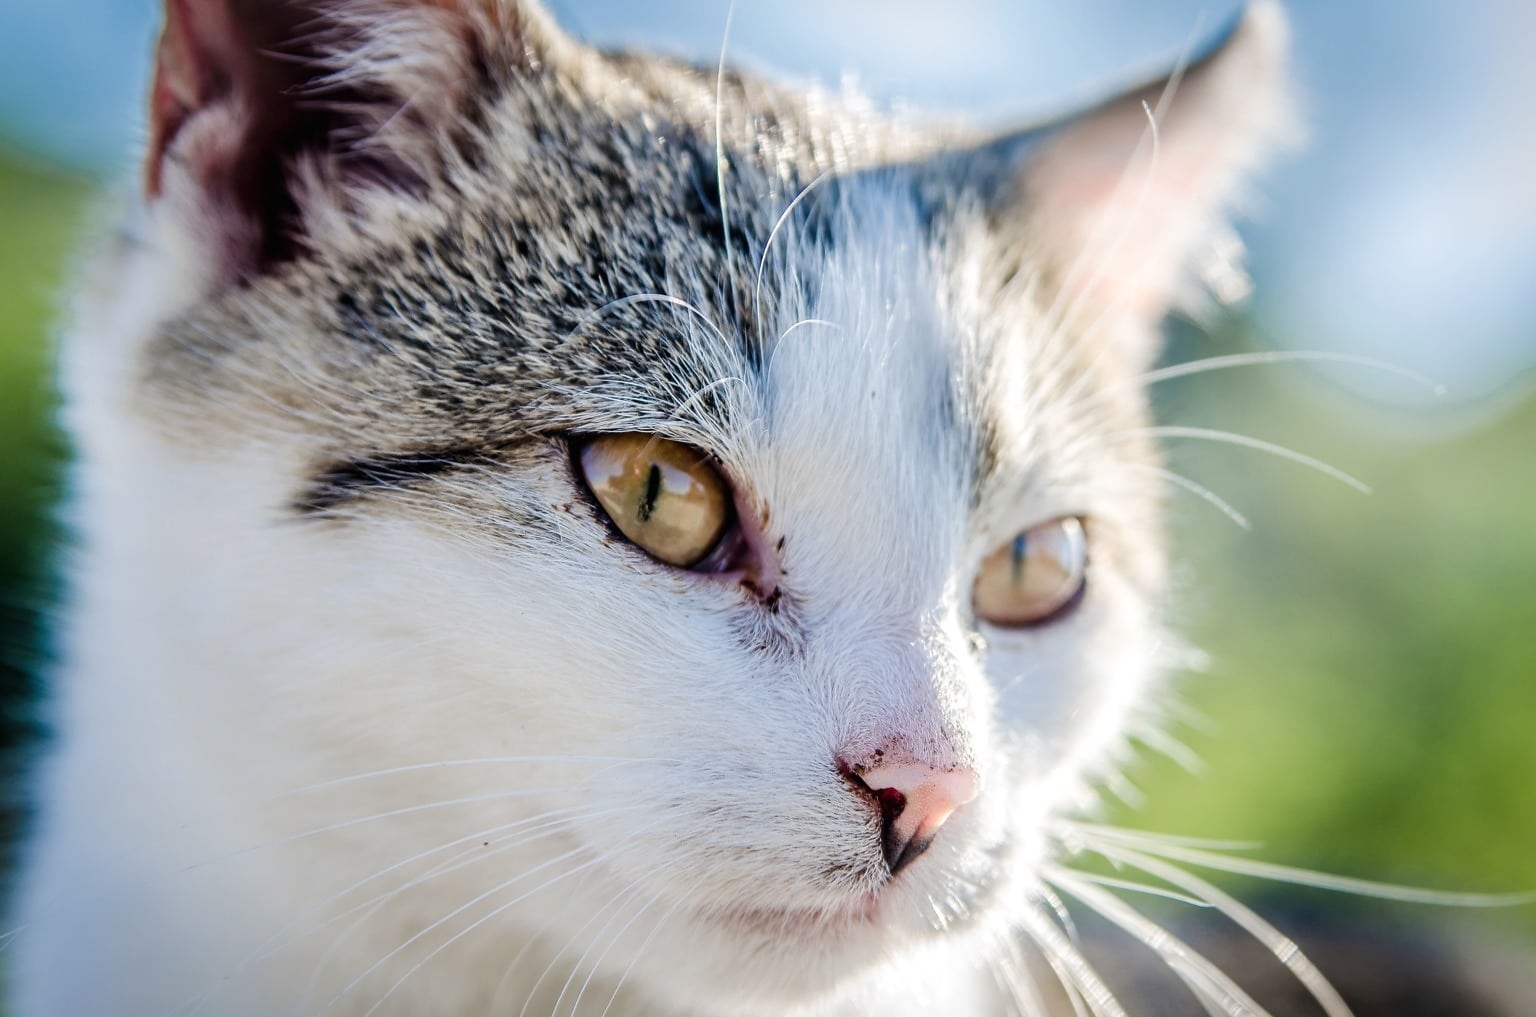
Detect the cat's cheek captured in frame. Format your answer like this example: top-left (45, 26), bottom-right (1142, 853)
top-left (982, 569), bottom-right (1163, 798)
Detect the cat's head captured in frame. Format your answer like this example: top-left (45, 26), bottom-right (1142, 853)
top-left (83, 0), bottom-right (1291, 1009)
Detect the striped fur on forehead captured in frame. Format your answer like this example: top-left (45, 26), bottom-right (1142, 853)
top-left (136, 41), bottom-right (959, 448)
top-left (129, 1), bottom-right (1171, 586)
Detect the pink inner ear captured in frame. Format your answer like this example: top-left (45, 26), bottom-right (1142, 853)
top-left (147, 0), bottom-right (248, 198)
top-left (146, 0), bottom-right (205, 196)
top-left (1007, 2), bottom-right (1292, 325)
top-left (141, 0), bottom-right (497, 285)
top-left (145, 0), bottom-right (323, 280)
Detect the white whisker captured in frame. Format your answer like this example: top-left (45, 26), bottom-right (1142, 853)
top-left (1037, 883), bottom-right (1081, 946)
top-left (753, 168), bottom-right (836, 329)
top-left (321, 839), bottom-right (597, 1012)
top-left (1074, 825), bottom-right (1536, 906)
top-left (777, 318), bottom-right (842, 344)
top-left (526, 867), bottom-right (658, 1017)
top-left (564, 292), bottom-right (730, 350)
top-left (188, 787), bottom-right (587, 878)
top-left (564, 885), bottom-right (669, 1017)
top-left (1060, 824), bottom-right (1262, 854)
top-left (1136, 425), bottom-right (1371, 494)
top-left (273, 755), bottom-right (663, 798)
top-left (1047, 866), bottom-right (1212, 910)
top-left (1140, 350), bottom-right (1444, 394)
top-left (1128, 722), bottom-right (1207, 776)
top-left (713, 0), bottom-right (737, 276)
top-left (1092, 842), bottom-right (1354, 1017)
top-left (1118, 461), bottom-right (1251, 529)
top-left (342, 819), bottom-right (664, 1016)
top-left (187, 806), bottom-right (641, 1017)
top-left (990, 933), bottom-right (1052, 1017)
top-left (1018, 907), bottom-right (1128, 1017)
top-left (598, 896), bottom-right (684, 1017)
top-left (1048, 869), bottom-right (1271, 1017)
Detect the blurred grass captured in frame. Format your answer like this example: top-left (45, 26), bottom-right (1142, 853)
top-left (0, 146), bottom-right (1531, 956)
top-left (1129, 323), bottom-right (1536, 935)
top-left (0, 152), bottom-right (81, 569)
top-left (0, 151), bottom-right (86, 743)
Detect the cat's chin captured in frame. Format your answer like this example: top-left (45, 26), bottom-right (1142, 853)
top-left (704, 892), bottom-right (886, 940)
top-left (618, 884), bottom-right (1004, 1014)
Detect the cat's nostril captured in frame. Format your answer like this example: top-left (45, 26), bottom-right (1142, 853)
top-left (871, 786), bottom-right (907, 850)
top-left (844, 761), bottom-right (979, 877)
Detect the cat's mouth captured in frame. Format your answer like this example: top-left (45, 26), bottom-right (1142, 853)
top-left (703, 858), bottom-right (1004, 943)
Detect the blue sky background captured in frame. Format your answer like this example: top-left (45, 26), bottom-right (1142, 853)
top-left (3, 0), bottom-right (1531, 415)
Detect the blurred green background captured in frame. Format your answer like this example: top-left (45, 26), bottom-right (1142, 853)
top-left (0, 0), bottom-right (1532, 1003)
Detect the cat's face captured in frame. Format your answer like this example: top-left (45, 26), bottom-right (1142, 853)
top-left (78, 0), bottom-right (1290, 1010)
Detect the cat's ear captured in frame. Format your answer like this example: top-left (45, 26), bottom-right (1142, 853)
top-left (974, 1), bottom-right (1295, 330)
top-left (146, 0), bottom-right (563, 287)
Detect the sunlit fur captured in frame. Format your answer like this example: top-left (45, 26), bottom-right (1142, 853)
top-left (10, 2), bottom-right (1303, 1015)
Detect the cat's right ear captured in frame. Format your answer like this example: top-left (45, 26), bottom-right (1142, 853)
top-left (145, 0), bottom-right (564, 290)
top-left (958, 2), bottom-right (1295, 341)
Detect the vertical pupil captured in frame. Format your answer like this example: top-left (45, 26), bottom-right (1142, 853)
top-left (1010, 533), bottom-right (1027, 585)
top-left (638, 462), bottom-right (662, 522)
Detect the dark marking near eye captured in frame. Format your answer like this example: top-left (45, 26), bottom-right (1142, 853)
top-left (638, 463), bottom-right (662, 522)
top-left (294, 449), bottom-right (482, 514)
top-left (1011, 534), bottom-right (1027, 583)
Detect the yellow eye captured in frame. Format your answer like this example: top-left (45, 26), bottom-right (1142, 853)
top-left (578, 434), bottom-right (732, 568)
top-left (973, 517), bottom-right (1088, 628)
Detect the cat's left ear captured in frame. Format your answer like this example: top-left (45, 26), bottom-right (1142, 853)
top-left (145, 0), bottom-right (568, 288)
top-left (968, 1), bottom-right (1295, 329)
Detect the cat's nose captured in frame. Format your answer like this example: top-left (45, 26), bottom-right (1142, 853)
top-left (847, 761), bottom-right (979, 876)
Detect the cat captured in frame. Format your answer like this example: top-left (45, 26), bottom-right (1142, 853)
top-left (6, 0), bottom-right (1319, 1014)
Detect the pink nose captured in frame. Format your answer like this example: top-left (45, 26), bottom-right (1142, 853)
top-left (850, 762), bottom-right (980, 876)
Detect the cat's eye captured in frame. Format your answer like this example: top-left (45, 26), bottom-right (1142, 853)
top-left (578, 434), bottom-right (733, 568)
top-left (972, 517), bottom-right (1088, 628)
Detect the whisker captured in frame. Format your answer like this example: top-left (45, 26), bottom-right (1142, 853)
top-left (187, 805), bottom-right (638, 1016)
top-left (188, 787), bottom-right (588, 877)
top-left (1033, 29), bottom-right (1204, 423)
top-left (523, 868), bottom-right (657, 1017)
top-left (1060, 823), bottom-right (1263, 854)
top-left (1037, 883), bottom-right (1081, 946)
top-left (274, 755), bottom-right (659, 798)
top-left (486, 891), bottom-right (571, 1017)
top-left (1135, 425), bottom-right (1371, 494)
top-left (598, 895), bottom-right (684, 1017)
top-left (559, 882), bottom-right (669, 1017)
top-left (321, 839), bottom-right (593, 1012)
top-left (1119, 461), bottom-right (1251, 530)
top-left (1090, 842), bottom-right (1354, 1017)
top-left (664, 374), bottom-right (749, 425)
top-left (1047, 866), bottom-right (1212, 910)
top-left (713, 0), bottom-right (737, 277)
top-left (1139, 350), bottom-right (1445, 394)
top-left (990, 932), bottom-right (1052, 1017)
top-left (1127, 722), bottom-right (1207, 776)
top-left (563, 292), bottom-right (730, 350)
top-left (752, 168), bottom-right (837, 330)
top-left (1073, 826), bottom-right (1536, 907)
top-left (1101, 771), bottom-right (1145, 811)
top-left (1039, 93), bottom-right (1164, 345)
top-left (1017, 906), bottom-right (1128, 1017)
top-left (340, 820), bottom-right (664, 1015)
top-left (777, 317), bottom-right (842, 344)
top-left (1047, 869), bottom-right (1271, 1017)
